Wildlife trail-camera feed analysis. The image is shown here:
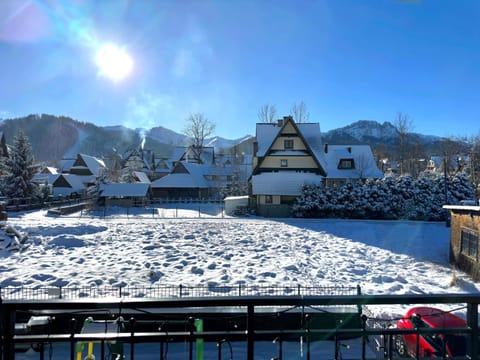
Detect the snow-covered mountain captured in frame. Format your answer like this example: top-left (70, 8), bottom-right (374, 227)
top-left (0, 114), bottom-right (464, 165)
top-left (324, 120), bottom-right (399, 142)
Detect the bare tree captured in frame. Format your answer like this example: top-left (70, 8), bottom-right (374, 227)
top-left (183, 113), bottom-right (215, 164)
top-left (439, 136), bottom-right (465, 175)
top-left (258, 104), bottom-right (277, 123)
top-left (290, 101), bottom-right (310, 123)
top-left (354, 152), bottom-right (375, 181)
top-left (394, 112), bottom-right (414, 175)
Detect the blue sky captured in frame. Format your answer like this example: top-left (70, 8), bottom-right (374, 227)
top-left (1, 0), bottom-right (479, 140)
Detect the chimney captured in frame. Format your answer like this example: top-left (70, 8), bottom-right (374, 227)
top-left (277, 119), bottom-right (283, 127)
top-left (324, 144), bottom-right (328, 153)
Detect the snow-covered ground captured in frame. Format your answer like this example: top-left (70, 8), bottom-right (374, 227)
top-left (2, 206), bottom-right (476, 296)
top-left (1, 205), bottom-right (479, 359)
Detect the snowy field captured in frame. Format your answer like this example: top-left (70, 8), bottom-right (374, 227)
top-left (2, 205), bottom-right (480, 359)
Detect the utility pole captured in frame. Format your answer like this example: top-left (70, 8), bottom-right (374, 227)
top-left (444, 152), bottom-right (450, 227)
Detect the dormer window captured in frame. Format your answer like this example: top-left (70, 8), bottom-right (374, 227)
top-left (338, 158), bottom-right (355, 169)
top-left (284, 139), bottom-right (294, 150)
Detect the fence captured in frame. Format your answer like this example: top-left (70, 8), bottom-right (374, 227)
top-left (0, 284), bottom-right (360, 300)
top-left (1, 293), bottom-right (480, 359)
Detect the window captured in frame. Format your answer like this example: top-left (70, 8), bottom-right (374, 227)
top-left (338, 158), bottom-right (355, 169)
top-left (461, 227), bottom-right (478, 259)
top-left (265, 195), bottom-right (273, 204)
top-left (284, 139), bottom-right (294, 149)
top-left (280, 159), bottom-right (288, 167)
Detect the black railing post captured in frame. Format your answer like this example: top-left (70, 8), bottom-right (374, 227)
top-left (361, 314), bottom-right (367, 360)
top-left (467, 302), bottom-right (479, 360)
top-left (130, 317), bottom-right (136, 360)
top-left (69, 318), bottom-right (76, 360)
top-left (188, 317), bottom-right (194, 360)
top-left (217, 340), bottom-right (222, 360)
top-left (414, 315), bottom-right (420, 359)
top-left (357, 284), bottom-right (362, 314)
top-left (247, 305), bottom-right (254, 360)
top-left (305, 314), bottom-right (311, 360)
top-left (0, 302), bottom-right (14, 360)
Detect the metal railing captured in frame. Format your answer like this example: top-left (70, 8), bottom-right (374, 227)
top-left (1, 293), bottom-right (480, 360)
top-left (0, 284), bottom-right (360, 300)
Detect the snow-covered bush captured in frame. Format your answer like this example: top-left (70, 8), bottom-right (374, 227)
top-left (293, 173), bottom-right (476, 221)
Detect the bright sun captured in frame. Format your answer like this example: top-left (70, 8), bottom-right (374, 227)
top-left (95, 43), bottom-right (133, 81)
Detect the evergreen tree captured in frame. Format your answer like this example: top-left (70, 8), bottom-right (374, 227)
top-left (2, 129), bottom-right (40, 199)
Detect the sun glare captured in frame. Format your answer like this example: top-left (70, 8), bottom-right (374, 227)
top-left (95, 43), bottom-right (133, 81)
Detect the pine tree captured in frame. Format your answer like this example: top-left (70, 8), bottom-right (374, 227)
top-left (2, 129), bottom-right (40, 199)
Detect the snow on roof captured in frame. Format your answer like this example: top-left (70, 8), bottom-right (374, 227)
top-left (79, 154), bottom-right (106, 175)
top-left (42, 166), bottom-right (58, 174)
top-left (298, 123), bottom-right (328, 171)
top-left (224, 195), bottom-right (249, 201)
top-left (33, 173), bottom-right (60, 184)
top-left (444, 204), bottom-right (480, 212)
top-left (325, 145), bottom-right (383, 179)
top-left (134, 171), bottom-right (151, 183)
top-left (256, 123), bottom-right (281, 157)
top-left (151, 173), bottom-right (209, 188)
top-left (60, 158), bottom-right (75, 172)
top-left (61, 174), bottom-right (85, 190)
top-left (100, 183), bottom-right (150, 197)
top-left (251, 171), bottom-right (323, 196)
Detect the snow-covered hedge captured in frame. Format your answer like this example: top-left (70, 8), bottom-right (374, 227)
top-left (292, 173), bottom-right (475, 221)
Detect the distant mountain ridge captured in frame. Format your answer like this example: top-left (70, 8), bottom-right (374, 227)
top-left (0, 114), bottom-right (255, 165)
top-left (0, 114), bottom-right (459, 165)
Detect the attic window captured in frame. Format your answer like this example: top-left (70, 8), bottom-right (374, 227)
top-left (284, 139), bottom-right (294, 150)
top-left (338, 159), bottom-right (355, 169)
top-left (280, 159), bottom-right (288, 168)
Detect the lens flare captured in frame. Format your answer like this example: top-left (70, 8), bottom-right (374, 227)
top-left (95, 43), bottom-right (133, 81)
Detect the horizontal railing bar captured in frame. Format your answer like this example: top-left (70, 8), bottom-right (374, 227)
top-left (4, 293), bottom-right (480, 309)
top-left (12, 326), bottom-right (475, 344)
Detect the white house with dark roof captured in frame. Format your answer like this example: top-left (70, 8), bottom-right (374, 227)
top-left (250, 116), bottom-right (383, 217)
top-left (33, 173), bottom-right (85, 197)
top-left (150, 162), bottom-right (211, 199)
top-left (250, 116), bottom-right (327, 216)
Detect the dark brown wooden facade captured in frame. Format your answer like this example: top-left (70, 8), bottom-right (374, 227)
top-left (445, 205), bottom-right (480, 281)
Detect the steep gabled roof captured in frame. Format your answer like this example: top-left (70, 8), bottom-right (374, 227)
top-left (151, 161), bottom-right (211, 188)
top-left (254, 117), bottom-right (327, 176)
top-left (61, 174), bottom-right (85, 189)
top-left (71, 154), bottom-right (105, 176)
top-left (60, 158), bottom-right (76, 173)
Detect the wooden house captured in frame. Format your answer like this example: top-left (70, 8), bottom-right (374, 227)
top-left (250, 116), bottom-right (327, 217)
top-left (250, 116), bottom-right (383, 217)
top-left (444, 204), bottom-right (480, 281)
top-left (99, 183), bottom-right (151, 207)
